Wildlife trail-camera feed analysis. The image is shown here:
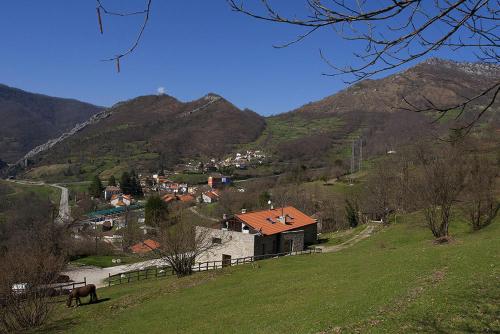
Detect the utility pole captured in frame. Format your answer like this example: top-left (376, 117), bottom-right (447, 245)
top-left (349, 140), bottom-right (355, 184)
top-left (350, 140), bottom-right (355, 175)
top-left (358, 137), bottom-right (363, 172)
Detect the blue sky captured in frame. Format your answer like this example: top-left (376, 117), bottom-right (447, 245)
top-left (0, 1), bottom-right (480, 115)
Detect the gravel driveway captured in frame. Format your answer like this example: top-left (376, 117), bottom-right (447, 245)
top-left (63, 259), bottom-right (169, 288)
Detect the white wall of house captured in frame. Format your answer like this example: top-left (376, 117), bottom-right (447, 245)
top-left (196, 226), bottom-right (256, 263)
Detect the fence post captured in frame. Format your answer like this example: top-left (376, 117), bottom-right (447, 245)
top-left (108, 273), bottom-right (111, 287)
top-left (84, 277), bottom-right (87, 286)
top-left (198, 263), bottom-right (201, 272)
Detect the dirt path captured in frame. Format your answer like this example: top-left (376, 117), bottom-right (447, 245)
top-left (316, 224), bottom-right (377, 253)
top-left (189, 206), bottom-right (218, 222)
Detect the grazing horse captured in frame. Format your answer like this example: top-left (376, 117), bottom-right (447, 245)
top-left (67, 284), bottom-right (98, 307)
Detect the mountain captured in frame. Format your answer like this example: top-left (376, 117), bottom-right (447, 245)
top-left (27, 93), bottom-right (265, 179)
top-left (0, 84), bottom-right (103, 163)
top-left (254, 58), bottom-right (500, 164)
top-left (20, 58), bottom-right (499, 180)
top-left (295, 58), bottom-right (499, 114)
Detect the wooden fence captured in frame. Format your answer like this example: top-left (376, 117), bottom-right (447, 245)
top-left (108, 248), bottom-right (322, 287)
top-left (3, 279), bottom-right (88, 305)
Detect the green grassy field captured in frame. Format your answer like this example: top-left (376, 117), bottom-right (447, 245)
top-left (0, 180), bottom-right (61, 205)
top-left (41, 212), bottom-right (499, 333)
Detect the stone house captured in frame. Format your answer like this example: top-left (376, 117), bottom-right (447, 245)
top-left (197, 206), bottom-right (317, 263)
top-left (202, 190), bottom-right (220, 203)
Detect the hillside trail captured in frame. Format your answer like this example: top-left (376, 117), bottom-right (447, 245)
top-left (316, 224), bottom-right (377, 253)
top-left (189, 206), bottom-right (218, 222)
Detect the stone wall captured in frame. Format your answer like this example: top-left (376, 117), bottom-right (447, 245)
top-left (280, 230), bottom-right (304, 252)
top-left (196, 226), bottom-right (255, 263)
top-left (302, 224), bottom-right (318, 245)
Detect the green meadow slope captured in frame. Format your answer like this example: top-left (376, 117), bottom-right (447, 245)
top-left (43, 214), bottom-right (499, 334)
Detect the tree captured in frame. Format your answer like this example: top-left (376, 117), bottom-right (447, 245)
top-left (107, 175), bottom-right (117, 187)
top-left (95, 0), bottom-right (152, 72)
top-left (120, 172), bottom-right (132, 195)
top-left (414, 144), bottom-right (466, 239)
top-left (228, 0), bottom-right (499, 132)
top-left (258, 191), bottom-right (271, 207)
top-left (364, 160), bottom-right (398, 223)
top-left (153, 222), bottom-right (226, 277)
top-left (463, 154), bottom-right (499, 230)
top-left (130, 171), bottom-right (143, 197)
top-left (0, 197), bottom-right (67, 332)
top-left (88, 175), bottom-right (104, 198)
top-left (145, 195), bottom-right (169, 227)
top-left (0, 246), bottom-right (65, 332)
top-left (345, 199), bottom-right (360, 228)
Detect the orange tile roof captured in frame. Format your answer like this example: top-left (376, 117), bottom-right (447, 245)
top-left (179, 194), bottom-right (195, 202)
top-left (235, 206), bottom-right (316, 236)
top-left (131, 239), bottom-right (160, 254)
top-left (162, 194), bottom-right (178, 203)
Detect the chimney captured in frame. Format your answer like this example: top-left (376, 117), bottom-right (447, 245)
top-left (241, 209), bottom-right (247, 214)
top-left (278, 215), bottom-right (286, 224)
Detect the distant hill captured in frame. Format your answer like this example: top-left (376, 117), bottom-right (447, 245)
top-left (29, 93), bottom-right (265, 179)
top-left (251, 58), bottom-right (500, 164)
top-left (20, 58), bottom-right (499, 180)
top-left (0, 84), bottom-right (103, 163)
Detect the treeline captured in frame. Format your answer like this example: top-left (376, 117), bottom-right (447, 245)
top-left (362, 137), bottom-right (499, 239)
top-left (88, 170), bottom-right (143, 198)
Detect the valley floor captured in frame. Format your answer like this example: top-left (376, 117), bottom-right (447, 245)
top-left (38, 212), bottom-right (499, 334)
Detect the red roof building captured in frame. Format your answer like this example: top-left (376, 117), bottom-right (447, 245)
top-left (235, 206), bottom-right (316, 236)
top-left (131, 239), bottom-right (160, 254)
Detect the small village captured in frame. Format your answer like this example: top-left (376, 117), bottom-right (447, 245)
top-left (66, 149), bottom-right (321, 263)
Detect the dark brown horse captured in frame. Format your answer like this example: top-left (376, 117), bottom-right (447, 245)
top-left (67, 284), bottom-right (98, 307)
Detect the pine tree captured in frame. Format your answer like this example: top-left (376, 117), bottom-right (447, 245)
top-left (145, 195), bottom-right (169, 226)
top-left (345, 199), bottom-right (359, 228)
top-left (88, 175), bottom-right (104, 198)
top-left (120, 172), bottom-right (132, 194)
top-left (108, 175), bottom-right (117, 187)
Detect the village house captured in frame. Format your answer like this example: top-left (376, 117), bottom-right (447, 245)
top-left (131, 239), bottom-right (160, 254)
top-left (104, 186), bottom-right (121, 200)
top-left (110, 194), bottom-right (133, 207)
top-left (202, 190), bottom-right (220, 203)
top-left (196, 206), bottom-right (317, 263)
top-left (208, 176), bottom-right (231, 189)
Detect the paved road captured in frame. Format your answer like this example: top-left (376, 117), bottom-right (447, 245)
top-left (63, 258), bottom-right (169, 288)
top-left (6, 179), bottom-right (71, 223)
top-left (51, 184), bottom-right (70, 223)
